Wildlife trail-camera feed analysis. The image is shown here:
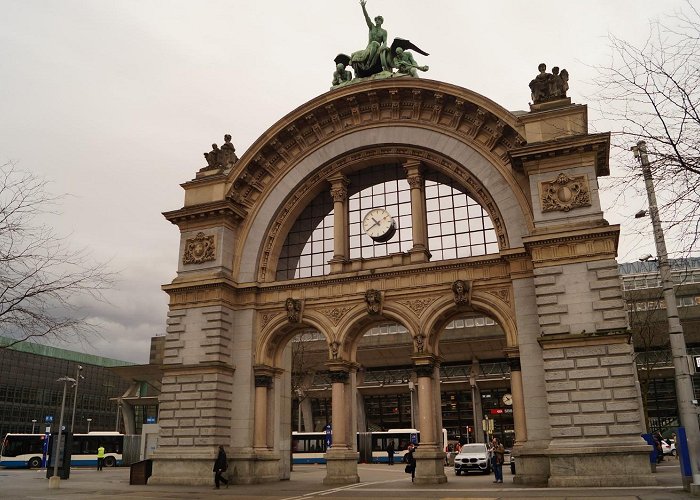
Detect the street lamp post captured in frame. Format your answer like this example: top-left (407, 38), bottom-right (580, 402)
top-left (408, 381), bottom-right (416, 429)
top-left (31, 419), bottom-right (37, 434)
top-left (633, 140), bottom-right (700, 490)
top-left (70, 365), bottom-right (84, 432)
top-left (48, 376), bottom-right (75, 489)
top-left (86, 418), bottom-right (92, 433)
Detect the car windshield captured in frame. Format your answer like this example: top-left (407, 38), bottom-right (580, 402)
top-left (460, 444), bottom-right (485, 453)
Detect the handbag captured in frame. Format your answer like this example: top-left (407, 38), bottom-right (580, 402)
top-left (404, 464), bottom-right (412, 474)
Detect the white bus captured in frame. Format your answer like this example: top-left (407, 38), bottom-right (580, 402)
top-left (0, 432), bottom-right (124, 469)
top-left (292, 428), bottom-right (448, 465)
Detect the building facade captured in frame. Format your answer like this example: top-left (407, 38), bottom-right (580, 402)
top-left (0, 338), bottom-right (131, 439)
top-left (152, 76), bottom-right (654, 488)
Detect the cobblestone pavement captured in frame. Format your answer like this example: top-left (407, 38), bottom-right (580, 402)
top-left (0, 462), bottom-right (692, 500)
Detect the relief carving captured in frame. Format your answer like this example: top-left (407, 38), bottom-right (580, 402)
top-left (183, 232), bottom-right (216, 265)
top-left (452, 279), bottom-right (471, 305)
top-left (398, 297), bottom-right (436, 318)
top-left (540, 173), bottom-right (591, 213)
top-left (486, 288), bottom-right (511, 306)
top-left (285, 298), bottom-right (303, 323)
top-left (365, 289), bottom-right (383, 315)
top-left (320, 306), bottom-right (352, 326)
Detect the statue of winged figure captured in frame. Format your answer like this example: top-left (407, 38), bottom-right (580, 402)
top-left (332, 1), bottom-right (429, 84)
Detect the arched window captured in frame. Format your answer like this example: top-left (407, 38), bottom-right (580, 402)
top-left (275, 166), bottom-right (499, 280)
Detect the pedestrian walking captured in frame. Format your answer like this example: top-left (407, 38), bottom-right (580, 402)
top-left (491, 437), bottom-right (504, 483)
top-left (386, 440), bottom-right (395, 465)
top-left (213, 445), bottom-right (229, 489)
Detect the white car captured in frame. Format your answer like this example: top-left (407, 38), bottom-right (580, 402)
top-left (454, 443), bottom-right (491, 475)
top-left (661, 439), bottom-right (677, 456)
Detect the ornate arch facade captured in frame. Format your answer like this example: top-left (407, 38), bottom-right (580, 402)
top-left (151, 78), bottom-right (653, 488)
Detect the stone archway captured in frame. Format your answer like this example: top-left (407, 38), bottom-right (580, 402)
top-left (151, 78), bottom-right (654, 488)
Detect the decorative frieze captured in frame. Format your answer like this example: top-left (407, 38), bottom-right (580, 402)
top-left (319, 306), bottom-right (352, 326)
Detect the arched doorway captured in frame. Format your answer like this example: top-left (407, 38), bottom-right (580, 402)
top-left (151, 78), bottom-right (653, 488)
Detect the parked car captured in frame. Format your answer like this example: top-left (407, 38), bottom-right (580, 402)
top-left (661, 439), bottom-right (677, 456)
top-left (454, 443), bottom-right (491, 475)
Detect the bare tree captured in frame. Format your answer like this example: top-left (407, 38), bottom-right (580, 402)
top-left (0, 162), bottom-right (112, 349)
top-left (594, 2), bottom-right (700, 255)
top-left (291, 330), bottom-right (325, 432)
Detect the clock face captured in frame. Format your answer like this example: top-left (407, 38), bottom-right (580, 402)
top-left (502, 393), bottom-right (513, 406)
top-left (362, 208), bottom-right (396, 242)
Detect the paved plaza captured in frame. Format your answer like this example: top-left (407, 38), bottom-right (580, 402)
top-left (0, 462), bottom-right (692, 500)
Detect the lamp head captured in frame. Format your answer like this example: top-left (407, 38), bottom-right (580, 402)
top-left (639, 254), bottom-right (654, 262)
top-left (634, 209), bottom-right (648, 219)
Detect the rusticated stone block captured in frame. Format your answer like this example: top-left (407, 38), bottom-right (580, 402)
top-left (605, 401), bottom-right (639, 412)
top-left (571, 389), bottom-right (612, 402)
top-left (565, 346), bottom-right (606, 357)
top-left (609, 365), bottom-right (635, 376)
top-left (547, 392), bottom-right (570, 403)
top-left (544, 370), bottom-right (567, 381)
top-left (577, 379), bottom-right (602, 390)
top-left (608, 424), bottom-right (643, 435)
top-left (607, 343), bottom-right (633, 354)
top-left (549, 403), bottom-right (580, 414)
top-left (603, 378), bottom-right (635, 388)
top-left (549, 415), bottom-right (573, 426)
top-left (547, 381), bottom-right (577, 391)
top-left (579, 402), bottom-right (606, 413)
top-left (612, 388), bottom-right (640, 400)
top-left (582, 426), bottom-right (608, 436)
top-left (544, 359), bottom-right (575, 370)
top-left (178, 437), bottom-right (194, 446)
top-left (542, 348), bottom-right (565, 360)
top-left (568, 368), bottom-right (609, 379)
top-left (573, 413), bottom-right (614, 425)
top-left (575, 358), bottom-right (599, 368)
top-left (551, 427), bottom-right (582, 438)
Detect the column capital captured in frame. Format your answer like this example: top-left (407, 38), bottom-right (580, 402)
top-left (508, 357), bottom-right (521, 372)
top-left (411, 353), bottom-right (440, 378)
top-left (325, 359), bottom-right (357, 374)
top-left (254, 375), bottom-right (273, 388)
top-left (253, 364), bottom-right (277, 378)
top-left (403, 159), bottom-right (423, 176)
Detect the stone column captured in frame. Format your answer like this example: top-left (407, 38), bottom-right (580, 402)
top-left (253, 374), bottom-right (272, 450)
top-left (324, 362), bottom-right (359, 485)
top-left (404, 160), bottom-right (431, 263)
top-left (328, 174), bottom-right (349, 273)
top-left (508, 356), bottom-right (527, 445)
top-left (412, 355), bottom-right (447, 484)
top-left (250, 365), bottom-right (280, 483)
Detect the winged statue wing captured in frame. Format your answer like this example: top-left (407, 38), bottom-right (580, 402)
top-left (334, 54), bottom-right (351, 67)
top-left (390, 38), bottom-right (430, 57)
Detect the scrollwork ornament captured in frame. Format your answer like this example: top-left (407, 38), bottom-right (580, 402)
top-left (540, 173), bottom-right (591, 213)
top-left (183, 232), bottom-right (216, 265)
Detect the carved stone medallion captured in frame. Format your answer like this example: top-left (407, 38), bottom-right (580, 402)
top-left (540, 173), bottom-right (591, 213)
top-left (285, 298), bottom-right (303, 323)
top-left (183, 232), bottom-right (216, 265)
top-left (452, 280), bottom-right (471, 305)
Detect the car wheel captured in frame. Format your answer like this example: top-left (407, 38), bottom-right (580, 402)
top-left (28, 457), bottom-right (41, 468)
top-left (455, 470), bottom-right (461, 476)
top-left (672, 449), bottom-right (677, 456)
top-left (104, 456), bottom-right (116, 467)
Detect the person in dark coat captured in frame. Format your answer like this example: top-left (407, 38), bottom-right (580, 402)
top-left (213, 445), bottom-right (229, 489)
top-left (386, 440), bottom-right (395, 465)
top-left (405, 444), bottom-right (416, 482)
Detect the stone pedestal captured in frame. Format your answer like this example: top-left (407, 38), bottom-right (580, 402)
top-left (228, 450), bottom-right (280, 484)
top-left (413, 447), bottom-right (448, 485)
top-left (547, 443), bottom-right (656, 487)
top-left (511, 445), bottom-right (549, 486)
top-left (323, 449), bottom-right (359, 485)
top-left (150, 455), bottom-right (217, 486)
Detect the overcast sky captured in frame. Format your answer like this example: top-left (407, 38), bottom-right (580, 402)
top-left (0, 0), bottom-right (690, 363)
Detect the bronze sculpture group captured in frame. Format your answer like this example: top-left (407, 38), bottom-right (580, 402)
top-left (529, 63), bottom-right (569, 104)
top-left (332, 0), bottom-right (429, 88)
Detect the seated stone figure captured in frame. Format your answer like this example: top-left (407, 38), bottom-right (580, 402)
top-left (332, 62), bottom-right (353, 87)
top-left (394, 47), bottom-right (428, 77)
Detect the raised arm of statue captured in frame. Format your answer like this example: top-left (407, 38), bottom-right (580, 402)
top-left (360, 0), bottom-right (372, 29)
